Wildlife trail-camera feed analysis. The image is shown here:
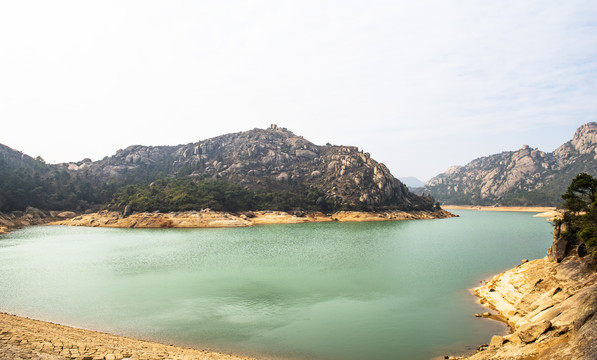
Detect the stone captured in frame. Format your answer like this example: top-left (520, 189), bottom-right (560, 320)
top-left (58, 211), bottom-right (77, 219)
top-left (295, 149), bottom-right (318, 159)
top-left (522, 259), bottom-right (528, 263)
top-left (518, 320), bottom-right (552, 343)
top-left (489, 335), bottom-right (505, 349)
top-left (276, 172), bottom-right (289, 181)
top-left (25, 206), bottom-right (45, 218)
top-left (123, 205), bottom-right (132, 218)
top-left (547, 237), bottom-right (568, 263)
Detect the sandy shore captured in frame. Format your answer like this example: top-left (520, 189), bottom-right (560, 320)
top-left (48, 208), bottom-right (455, 229)
top-left (0, 312), bottom-right (260, 360)
top-left (442, 205), bottom-right (556, 213)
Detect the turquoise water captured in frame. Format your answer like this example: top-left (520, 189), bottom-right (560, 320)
top-left (0, 210), bottom-right (553, 360)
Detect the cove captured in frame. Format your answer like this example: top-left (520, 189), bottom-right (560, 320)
top-left (0, 210), bottom-right (553, 360)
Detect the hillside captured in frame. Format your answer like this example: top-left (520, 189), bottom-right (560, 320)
top-left (0, 144), bottom-right (108, 212)
top-left (421, 122), bottom-right (597, 206)
top-left (0, 125), bottom-right (435, 213)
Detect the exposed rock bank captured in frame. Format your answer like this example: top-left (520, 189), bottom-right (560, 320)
top-left (456, 256), bottom-right (596, 359)
top-left (50, 208), bottom-right (455, 229)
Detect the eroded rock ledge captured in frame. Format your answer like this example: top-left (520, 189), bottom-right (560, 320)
top-left (0, 207), bottom-right (78, 234)
top-left (49, 209), bottom-right (455, 229)
top-left (456, 255), bottom-right (597, 360)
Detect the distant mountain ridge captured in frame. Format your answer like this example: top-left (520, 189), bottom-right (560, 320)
top-left (0, 125), bottom-right (434, 212)
top-left (421, 123), bottom-right (597, 206)
top-left (398, 176), bottom-right (425, 188)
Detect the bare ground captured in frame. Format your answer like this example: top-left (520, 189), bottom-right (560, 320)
top-left (0, 312), bottom-right (258, 360)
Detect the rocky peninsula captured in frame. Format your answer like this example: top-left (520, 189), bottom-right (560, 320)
top-left (49, 208), bottom-right (455, 229)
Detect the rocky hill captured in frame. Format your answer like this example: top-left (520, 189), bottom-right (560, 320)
top-left (421, 122), bottom-right (597, 206)
top-left (1, 125), bottom-right (434, 212)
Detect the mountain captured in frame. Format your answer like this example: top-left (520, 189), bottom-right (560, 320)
top-left (1, 125), bottom-right (434, 212)
top-left (422, 122), bottom-right (597, 206)
top-left (0, 143), bottom-right (111, 212)
top-left (398, 176), bottom-right (425, 189)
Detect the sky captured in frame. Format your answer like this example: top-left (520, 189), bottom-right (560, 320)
top-left (1, 1), bottom-right (596, 181)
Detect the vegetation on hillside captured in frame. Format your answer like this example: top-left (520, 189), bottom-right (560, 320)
top-left (107, 177), bottom-right (333, 213)
top-left (558, 173), bottom-right (597, 256)
top-left (423, 162), bottom-right (597, 207)
top-left (502, 153), bottom-right (597, 207)
top-left (0, 156), bottom-right (429, 214)
top-left (0, 157), bottom-right (116, 212)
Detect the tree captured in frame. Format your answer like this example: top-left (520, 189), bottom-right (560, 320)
top-left (562, 173), bottom-right (597, 214)
top-left (560, 173), bottom-right (597, 256)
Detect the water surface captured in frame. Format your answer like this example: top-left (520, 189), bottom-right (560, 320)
top-left (0, 210), bottom-right (553, 360)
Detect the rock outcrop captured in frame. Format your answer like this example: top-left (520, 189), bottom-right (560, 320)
top-left (0, 208), bottom-right (76, 234)
top-left (459, 257), bottom-right (597, 360)
top-left (456, 226), bottom-right (597, 359)
top-left (423, 122), bottom-right (597, 206)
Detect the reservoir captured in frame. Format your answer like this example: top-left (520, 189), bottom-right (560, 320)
top-left (0, 210), bottom-right (553, 360)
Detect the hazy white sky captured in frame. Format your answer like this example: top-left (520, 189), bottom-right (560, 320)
top-left (1, 1), bottom-right (596, 180)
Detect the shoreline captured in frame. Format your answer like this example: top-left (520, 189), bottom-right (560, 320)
top-left (47, 208), bottom-right (456, 229)
top-left (0, 209), bottom-right (78, 235)
top-left (441, 205), bottom-right (556, 213)
top-left (0, 311), bottom-right (260, 360)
